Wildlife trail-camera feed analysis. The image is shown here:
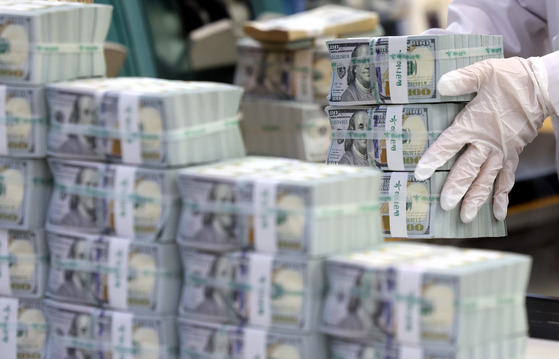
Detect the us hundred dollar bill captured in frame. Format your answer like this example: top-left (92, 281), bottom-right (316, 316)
top-left (46, 230), bottom-right (182, 314)
top-left (178, 318), bottom-right (326, 359)
top-left (179, 248), bottom-right (323, 333)
top-left (0, 157), bottom-right (51, 230)
top-left (328, 335), bottom-right (527, 359)
top-left (44, 299), bottom-right (179, 359)
top-left (0, 228), bottom-right (48, 299)
top-left (322, 243), bottom-right (531, 347)
top-left (379, 172), bottom-right (506, 238)
top-left (46, 158), bottom-right (180, 242)
top-left (327, 35), bottom-right (503, 105)
top-left (326, 104), bottom-right (465, 170)
top-left (0, 297), bottom-right (47, 359)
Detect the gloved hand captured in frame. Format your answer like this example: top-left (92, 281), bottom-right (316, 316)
top-left (414, 57), bottom-right (554, 223)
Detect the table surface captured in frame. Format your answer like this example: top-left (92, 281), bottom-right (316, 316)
top-left (527, 338), bottom-right (559, 358)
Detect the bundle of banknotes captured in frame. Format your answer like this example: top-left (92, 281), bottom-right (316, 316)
top-left (46, 158), bottom-right (181, 242)
top-left (46, 77), bottom-right (247, 167)
top-left (321, 243), bottom-right (531, 348)
top-left (327, 335), bottom-right (527, 359)
top-left (0, 1), bottom-right (112, 84)
top-left (243, 5), bottom-right (379, 44)
top-left (179, 248), bottom-right (324, 333)
top-left (0, 297), bottom-right (48, 359)
top-left (241, 98), bottom-right (331, 162)
top-left (43, 299), bottom-right (179, 359)
top-left (234, 37), bottom-right (329, 103)
top-left (0, 157), bottom-right (51, 230)
top-left (46, 229), bottom-right (182, 314)
top-left (327, 35), bottom-right (504, 105)
top-left (0, 228), bottom-right (48, 299)
top-left (0, 84), bottom-right (48, 157)
top-left (177, 156), bottom-right (383, 256)
top-left (326, 103), bottom-right (465, 170)
top-left (379, 171), bottom-right (506, 238)
top-left (178, 318), bottom-right (327, 359)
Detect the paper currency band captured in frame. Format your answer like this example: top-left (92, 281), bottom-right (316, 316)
top-left (334, 46), bottom-right (503, 66)
top-left (0, 116), bottom-right (47, 125)
top-left (331, 128), bottom-right (442, 140)
top-left (182, 199), bottom-right (380, 219)
top-left (51, 256), bottom-right (180, 278)
top-left (3, 42), bottom-right (105, 54)
top-left (0, 253), bottom-right (48, 264)
top-left (49, 115), bottom-right (240, 142)
top-left (53, 183), bottom-right (179, 204)
top-left (51, 333), bottom-right (179, 356)
top-left (379, 194), bottom-right (440, 204)
top-left (184, 272), bottom-right (305, 298)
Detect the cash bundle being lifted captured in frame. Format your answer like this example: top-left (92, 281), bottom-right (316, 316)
top-left (0, 1), bottom-right (112, 84)
top-left (321, 242), bottom-right (531, 349)
top-left (177, 156), bottom-right (383, 256)
top-left (327, 34), bottom-right (504, 105)
top-left (46, 229), bottom-right (182, 315)
top-left (379, 171), bottom-right (506, 238)
top-left (46, 77), bottom-right (246, 167)
top-left (326, 103), bottom-right (465, 170)
top-left (46, 158), bottom-right (181, 242)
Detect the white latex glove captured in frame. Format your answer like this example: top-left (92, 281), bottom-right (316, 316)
top-left (414, 57), bottom-right (554, 223)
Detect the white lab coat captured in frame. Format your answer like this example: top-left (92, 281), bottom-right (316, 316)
top-left (425, 0), bottom-right (559, 172)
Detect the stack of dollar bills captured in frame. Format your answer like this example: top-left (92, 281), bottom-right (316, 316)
top-left (378, 172), bottom-right (506, 238)
top-left (0, 229), bottom-right (48, 299)
top-left (177, 156), bottom-right (383, 256)
top-left (327, 335), bottom-right (527, 359)
top-left (327, 35), bottom-right (504, 106)
top-left (321, 242), bottom-right (531, 354)
top-left (45, 229), bottom-right (182, 314)
top-left (0, 157), bottom-right (51, 230)
top-left (241, 98), bottom-right (331, 162)
top-left (325, 35), bottom-right (506, 238)
top-left (0, 297), bottom-right (48, 358)
top-left (46, 77), bottom-right (246, 168)
top-left (0, 84), bottom-right (48, 157)
top-left (46, 158), bottom-right (181, 242)
top-left (0, 1), bottom-right (112, 84)
top-left (43, 299), bottom-right (179, 359)
top-left (178, 317), bottom-right (327, 359)
top-left (179, 248), bottom-right (324, 333)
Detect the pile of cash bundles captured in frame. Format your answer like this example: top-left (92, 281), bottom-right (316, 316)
top-left (235, 5), bottom-right (382, 162)
top-left (326, 35), bottom-right (507, 238)
top-left (176, 156), bottom-right (384, 358)
top-left (0, 2), bottom-right (111, 359)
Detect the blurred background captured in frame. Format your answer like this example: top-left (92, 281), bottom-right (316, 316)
top-left (98, 0), bottom-right (559, 302)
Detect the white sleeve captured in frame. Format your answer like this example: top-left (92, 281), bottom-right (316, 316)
top-left (542, 51), bottom-right (559, 123)
top-left (423, 0), bottom-right (548, 58)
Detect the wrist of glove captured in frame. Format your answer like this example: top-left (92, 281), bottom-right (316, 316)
top-left (414, 56), bottom-right (554, 223)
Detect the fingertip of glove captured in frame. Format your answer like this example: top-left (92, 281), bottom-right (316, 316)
top-left (413, 166), bottom-right (433, 181)
top-left (460, 204), bottom-right (478, 223)
top-left (493, 207), bottom-right (507, 221)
